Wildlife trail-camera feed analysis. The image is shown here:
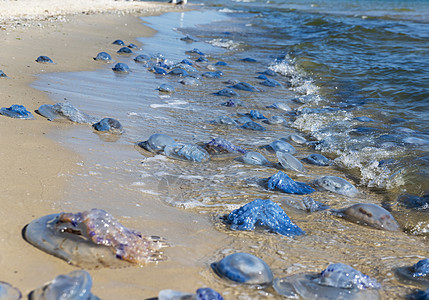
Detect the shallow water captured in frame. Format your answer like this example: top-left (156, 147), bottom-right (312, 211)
top-left (32, 3), bottom-right (429, 299)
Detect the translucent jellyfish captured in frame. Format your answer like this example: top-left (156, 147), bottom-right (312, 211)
top-left (0, 70), bottom-right (9, 78)
top-left (314, 176), bottom-right (358, 197)
top-left (29, 270), bottom-right (100, 300)
top-left (264, 140), bottom-right (296, 155)
top-left (24, 209), bottom-right (166, 268)
top-left (303, 153), bottom-right (331, 166)
top-left (0, 104), bottom-right (34, 119)
top-left (263, 116), bottom-right (286, 125)
top-left (266, 102), bottom-right (292, 111)
top-left (210, 116), bottom-right (237, 125)
top-left (211, 252), bottom-right (273, 285)
top-left (230, 82), bottom-right (259, 92)
top-left (213, 88), bottom-right (239, 97)
top-left (36, 103), bottom-right (98, 124)
top-left (93, 52), bottom-right (112, 61)
top-left (112, 63), bottom-right (130, 73)
top-left (287, 134), bottom-right (307, 144)
top-left (260, 78), bottom-right (281, 87)
top-left (236, 151), bottom-right (270, 166)
top-left (117, 47), bottom-right (133, 54)
top-left (240, 121), bottom-right (266, 131)
top-left (267, 171), bottom-right (315, 195)
top-left (274, 263), bottom-right (381, 299)
top-left (137, 134), bottom-right (177, 153)
top-left (168, 68), bottom-right (188, 77)
top-left (203, 137), bottom-right (246, 156)
top-left (164, 143), bottom-right (210, 163)
top-left (225, 199), bottom-right (305, 237)
top-left (112, 39), bottom-right (125, 45)
top-left (35, 56), bottom-right (54, 63)
top-left (158, 288), bottom-right (223, 300)
top-left (277, 152), bottom-right (305, 173)
top-left (134, 54), bottom-right (151, 63)
top-left (158, 83), bottom-right (175, 93)
top-left (0, 282), bottom-right (21, 300)
top-left (396, 258), bottom-right (429, 288)
top-left (92, 118), bottom-right (123, 134)
top-left (333, 203), bottom-right (400, 231)
top-left (247, 110), bottom-right (267, 120)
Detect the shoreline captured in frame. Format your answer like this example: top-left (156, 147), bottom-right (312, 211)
top-left (0, 3), bottom-right (195, 298)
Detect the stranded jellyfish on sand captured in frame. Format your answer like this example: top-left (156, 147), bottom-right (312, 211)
top-left (332, 203), bottom-right (400, 231)
top-left (158, 288), bottom-right (223, 300)
top-left (211, 252), bottom-right (273, 285)
top-left (266, 171), bottom-right (315, 195)
top-left (29, 270), bottom-right (100, 300)
top-left (225, 199), bottom-right (305, 237)
top-left (396, 258), bottom-right (429, 288)
top-left (0, 104), bottom-right (35, 119)
top-left (92, 118), bottom-right (124, 134)
top-left (0, 282), bottom-right (21, 300)
top-left (36, 103), bottom-right (98, 124)
top-left (23, 209), bottom-right (166, 268)
top-left (274, 263), bottom-right (381, 299)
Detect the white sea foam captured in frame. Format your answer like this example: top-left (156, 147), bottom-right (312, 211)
top-left (208, 38), bottom-right (241, 50)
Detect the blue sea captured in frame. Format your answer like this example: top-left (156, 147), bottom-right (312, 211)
top-left (32, 0), bottom-right (429, 298)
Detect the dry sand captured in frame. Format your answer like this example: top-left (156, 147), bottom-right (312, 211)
top-left (0, 1), bottom-right (203, 298)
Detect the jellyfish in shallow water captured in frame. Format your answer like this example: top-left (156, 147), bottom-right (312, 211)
top-left (213, 88), bottom-right (239, 97)
top-left (225, 199), bottom-right (304, 237)
top-left (236, 151), bottom-right (270, 166)
top-left (277, 152), bottom-right (305, 173)
top-left (158, 287), bottom-right (223, 300)
top-left (0, 281), bottom-right (21, 300)
top-left (23, 209), bottom-right (166, 268)
top-left (211, 252), bottom-right (273, 285)
top-left (273, 263), bottom-right (381, 299)
top-left (112, 63), bottom-right (130, 73)
top-left (267, 171), bottom-right (315, 195)
top-left (303, 153), bottom-right (331, 166)
top-left (138, 134), bottom-right (177, 153)
top-left (92, 118), bottom-right (123, 134)
top-left (30, 270), bottom-right (100, 300)
top-left (395, 258), bottom-right (429, 288)
top-left (164, 143), bottom-right (210, 163)
top-left (332, 203), bottom-right (400, 231)
top-left (314, 176), bottom-right (358, 197)
top-left (230, 82), bottom-right (260, 92)
top-left (203, 137), bottom-right (246, 156)
top-left (0, 104), bottom-right (34, 119)
top-left (264, 140), bottom-right (296, 154)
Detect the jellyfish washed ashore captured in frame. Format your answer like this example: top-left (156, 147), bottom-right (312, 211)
top-left (211, 252), bottom-right (273, 285)
top-left (158, 287), bottom-right (224, 300)
top-left (36, 103), bottom-right (98, 124)
top-left (0, 282), bottom-right (21, 300)
top-left (29, 270), bottom-right (100, 300)
top-left (273, 263), bottom-right (381, 299)
top-left (332, 203), bottom-right (400, 231)
top-left (267, 171), bottom-right (315, 195)
top-left (24, 208), bottom-right (166, 268)
top-left (395, 258), bottom-right (429, 288)
top-left (0, 104), bottom-right (35, 119)
top-left (225, 199), bottom-right (304, 237)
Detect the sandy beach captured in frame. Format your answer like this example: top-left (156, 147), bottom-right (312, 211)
top-left (0, 1), bottom-right (209, 298)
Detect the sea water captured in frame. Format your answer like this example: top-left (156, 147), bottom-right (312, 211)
top-left (32, 1), bottom-right (429, 298)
